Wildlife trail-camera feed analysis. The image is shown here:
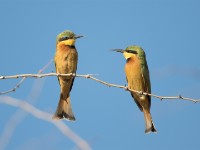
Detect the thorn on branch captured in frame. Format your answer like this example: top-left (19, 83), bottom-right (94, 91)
top-left (70, 73), bottom-right (74, 77)
top-left (179, 95), bottom-right (183, 99)
top-left (57, 73), bottom-right (61, 77)
top-left (85, 74), bottom-right (90, 79)
top-left (124, 86), bottom-right (129, 91)
top-left (139, 91), bottom-right (143, 96)
top-left (108, 83), bottom-right (113, 88)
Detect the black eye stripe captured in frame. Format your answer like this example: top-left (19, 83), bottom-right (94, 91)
top-left (126, 50), bottom-right (132, 53)
top-left (59, 36), bottom-right (70, 41)
top-left (125, 50), bottom-right (138, 54)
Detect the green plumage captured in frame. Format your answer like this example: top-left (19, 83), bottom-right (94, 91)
top-left (126, 45), bottom-right (151, 98)
top-left (113, 45), bottom-right (157, 133)
top-left (56, 30), bottom-right (75, 44)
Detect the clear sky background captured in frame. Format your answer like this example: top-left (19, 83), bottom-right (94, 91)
top-left (0, 0), bottom-right (200, 150)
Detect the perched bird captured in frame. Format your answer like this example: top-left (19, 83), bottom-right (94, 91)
top-left (53, 30), bottom-right (83, 120)
top-left (113, 45), bottom-right (157, 133)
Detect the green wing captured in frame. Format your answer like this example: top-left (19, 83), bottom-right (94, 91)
top-left (141, 61), bottom-right (151, 108)
top-left (142, 63), bottom-right (151, 92)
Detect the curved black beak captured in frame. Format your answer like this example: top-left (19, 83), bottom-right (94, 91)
top-left (112, 49), bottom-right (125, 53)
top-left (75, 35), bottom-right (84, 39)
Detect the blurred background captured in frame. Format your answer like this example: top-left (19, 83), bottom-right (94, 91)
top-left (0, 0), bottom-right (200, 150)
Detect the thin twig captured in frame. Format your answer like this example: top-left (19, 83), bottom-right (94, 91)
top-left (0, 59), bottom-right (54, 150)
top-left (1, 73), bottom-right (199, 103)
top-left (0, 59), bottom-right (53, 95)
top-left (0, 96), bottom-right (92, 150)
top-left (85, 76), bottom-right (200, 103)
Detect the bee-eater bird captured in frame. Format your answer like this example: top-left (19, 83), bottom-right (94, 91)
top-left (53, 30), bottom-right (83, 120)
top-left (113, 45), bottom-right (157, 133)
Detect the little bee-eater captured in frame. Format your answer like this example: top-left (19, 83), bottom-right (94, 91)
top-left (53, 30), bottom-right (83, 120)
top-left (113, 45), bottom-right (157, 133)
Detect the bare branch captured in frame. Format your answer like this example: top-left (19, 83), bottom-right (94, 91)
top-left (85, 76), bottom-right (200, 103)
top-left (0, 96), bottom-right (92, 150)
top-left (0, 59), bottom-right (54, 150)
top-left (0, 59), bottom-right (53, 95)
top-left (1, 73), bottom-right (199, 103)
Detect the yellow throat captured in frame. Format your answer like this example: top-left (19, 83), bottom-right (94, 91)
top-left (61, 39), bottom-right (76, 46)
top-left (123, 52), bottom-right (134, 60)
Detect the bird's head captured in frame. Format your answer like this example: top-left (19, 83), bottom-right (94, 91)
top-left (56, 30), bottom-right (83, 46)
top-left (112, 45), bottom-right (145, 60)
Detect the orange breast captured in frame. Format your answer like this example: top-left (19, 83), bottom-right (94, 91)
top-left (54, 43), bottom-right (78, 75)
top-left (125, 56), bottom-right (144, 91)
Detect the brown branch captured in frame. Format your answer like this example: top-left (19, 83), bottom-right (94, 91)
top-left (0, 73), bottom-right (199, 103)
top-left (0, 96), bottom-right (92, 150)
top-left (0, 59), bottom-right (53, 95)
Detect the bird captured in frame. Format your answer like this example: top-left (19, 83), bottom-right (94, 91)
top-left (113, 45), bottom-right (157, 133)
top-left (53, 30), bottom-right (83, 120)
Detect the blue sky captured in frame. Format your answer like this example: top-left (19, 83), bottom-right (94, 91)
top-left (0, 0), bottom-right (200, 150)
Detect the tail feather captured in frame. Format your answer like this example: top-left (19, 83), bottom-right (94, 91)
top-left (145, 121), bottom-right (157, 134)
top-left (53, 94), bottom-right (75, 121)
top-left (144, 110), bottom-right (157, 134)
